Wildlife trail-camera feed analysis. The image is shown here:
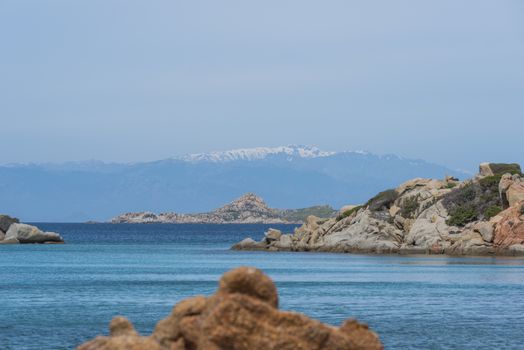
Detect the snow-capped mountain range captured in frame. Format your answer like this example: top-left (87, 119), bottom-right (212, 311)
top-left (177, 145), bottom-right (337, 163)
top-left (0, 146), bottom-right (467, 222)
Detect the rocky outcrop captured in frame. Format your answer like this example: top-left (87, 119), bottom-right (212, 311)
top-left (499, 173), bottom-right (524, 209)
top-left (111, 193), bottom-right (336, 224)
top-left (5, 223), bottom-right (64, 244)
top-left (234, 163), bottom-right (524, 256)
top-left (492, 202), bottom-right (524, 250)
top-left (0, 215), bottom-right (64, 244)
top-left (77, 267), bottom-right (383, 350)
top-left (0, 215), bottom-right (19, 233)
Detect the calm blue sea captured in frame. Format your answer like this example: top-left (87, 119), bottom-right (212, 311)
top-left (1, 223), bottom-right (524, 350)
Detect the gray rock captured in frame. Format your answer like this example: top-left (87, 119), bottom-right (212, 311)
top-left (322, 209), bottom-right (403, 253)
top-left (232, 237), bottom-right (261, 250)
top-left (5, 223), bottom-right (64, 244)
top-left (474, 222), bottom-right (494, 243)
top-left (0, 215), bottom-right (19, 232)
top-left (274, 234), bottom-right (293, 249)
top-left (0, 230), bottom-right (5, 241)
top-left (509, 244), bottom-right (524, 255)
top-left (405, 201), bottom-right (450, 249)
top-left (264, 228), bottom-right (282, 242)
top-left (445, 231), bottom-right (491, 255)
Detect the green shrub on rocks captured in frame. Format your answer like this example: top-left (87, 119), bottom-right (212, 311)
top-left (400, 195), bottom-right (420, 218)
top-left (280, 205), bottom-right (336, 222)
top-left (366, 189), bottom-right (398, 211)
top-left (484, 205), bottom-right (502, 219)
top-left (447, 204), bottom-right (478, 227)
top-left (336, 206), bottom-right (363, 221)
top-left (479, 174), bottom-right (502, 188)
top-left (488, 163), bottom-right (522, 176)
top-left (443, 175), bottom-right (503, 226)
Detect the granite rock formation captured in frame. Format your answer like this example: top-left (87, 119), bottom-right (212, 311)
top-left (0, 215), bottom-right (64, 244)
top-left (233, 163), bottom-right (524, 256)
top-left (111, 193), bottom-right (335, 224)
top-left (77, 267), bottom-right (383, 350)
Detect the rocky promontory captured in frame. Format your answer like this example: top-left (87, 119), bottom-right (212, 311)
top-left (78, 266), bottom-right (383, 350)
top-left (0, 215), bottom-right (64, 244)
top-left (111, 193), bottom-right (335, 224)
top-left (233, 163), bottom-right (524, 256)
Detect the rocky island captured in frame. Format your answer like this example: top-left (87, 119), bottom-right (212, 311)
top-left (234, 163), bottom-right (524, 256)
top-left (0, 215), bottom-right (64, 244)
top-left (111, 193), bottom-right (335, 224)
top-left (78, 267), bottom-right (382, 350)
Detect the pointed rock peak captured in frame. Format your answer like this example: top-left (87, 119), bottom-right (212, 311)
top-left (216, 193), bottom-right (272, 213)
top-left (233, 193), bottom-right (266, 205)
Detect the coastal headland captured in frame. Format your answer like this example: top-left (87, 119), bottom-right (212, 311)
top-left (111, 193), bottom-right (335, 224)
top-left (234, 163), bottom-right (524, 256)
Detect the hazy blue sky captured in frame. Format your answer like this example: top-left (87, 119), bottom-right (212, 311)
top-left (0, 1), bottom-right (522, 171)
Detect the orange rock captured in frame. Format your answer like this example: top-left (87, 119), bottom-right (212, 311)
top-left (78, 267), bottom-right (383, 350)
top-left (493, 202), bottom-right (524, 250)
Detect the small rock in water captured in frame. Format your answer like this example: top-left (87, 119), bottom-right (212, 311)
top-left (5, 223), bottom-right (64, 244)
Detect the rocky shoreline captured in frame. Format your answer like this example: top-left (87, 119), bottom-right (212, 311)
top-left (78, 267), bottom-right (382, 350)
top-left (0, 215), bottom-right (64, 244)
top-left (111, 193), bottom-right (335, 224)
top-left (233, 163), bottom-right (524, 256)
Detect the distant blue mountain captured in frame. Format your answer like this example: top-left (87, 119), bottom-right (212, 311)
top-left (0, 146), bottom-right (468, 222)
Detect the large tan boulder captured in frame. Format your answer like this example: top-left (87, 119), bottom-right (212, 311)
top-left (473, 221), bottom-right (494, 243)
top-left (78, 267), bottom-right (383, 350)
top-left (445, 231), bottom-right (492, 255)
top-left (499, 174), bottom-right (524, 208)
top-left (404, 201), bottom-right (450, 249)
top-left (322, 209), bottom-right (403, 253)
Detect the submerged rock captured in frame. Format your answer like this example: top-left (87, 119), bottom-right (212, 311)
top-left (0, 237), bottom-right (20, 244)
top-left (77, 267), bottom-right (383, 350)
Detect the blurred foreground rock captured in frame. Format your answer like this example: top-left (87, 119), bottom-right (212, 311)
top-left (78, 267), bottom-right (383, 350)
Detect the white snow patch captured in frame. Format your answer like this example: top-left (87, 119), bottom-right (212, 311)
top-left (176, 145), bottom-right (336, 163)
